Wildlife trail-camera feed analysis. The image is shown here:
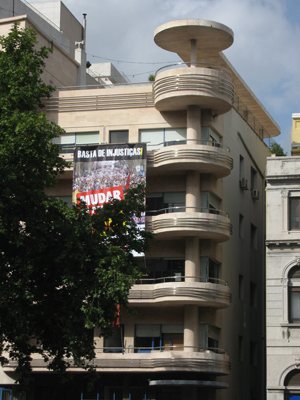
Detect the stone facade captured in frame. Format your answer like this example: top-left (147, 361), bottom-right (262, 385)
top-left (266, 156), bottom-right (300, 400)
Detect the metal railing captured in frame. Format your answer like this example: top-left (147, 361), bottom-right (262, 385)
top-left (134, 275), bottom-right (228, 286)
top-left (153, 63), bottom-right (234, 105)
top-left (153, 74), bottom-right (234, 103)
top-left (146, 139), bottom-right (230, 151)
top-left (56, 81), bottom-right (153, 91)
top-left (233, 94), bottom-right (271, 141)
top-left (146, 206), bottom-right (229, 218)
top-left (99, 345), bottom-right (227, 354)
top-left (57, 139), bottom-right (230, 154)
top-left (155, 62), bottom-right (232, 78)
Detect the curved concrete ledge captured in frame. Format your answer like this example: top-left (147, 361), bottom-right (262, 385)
top-left (3, 351), bottom-right (230, 376)
top-left (154, 19), bottom-right (234, 55)
top-left (149, 379), bottom-right (229, 389)
top-left (147, 143), bottom-right (233, 178)
top-left (153, 67), bottom-right (234, 114)
top-left (128, 281), bottom-right (232, 308)
top-left (146, 211), bottom-right (232, 242)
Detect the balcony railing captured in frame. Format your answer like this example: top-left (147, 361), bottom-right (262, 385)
top-left (146, 139), bottom-right (230, 151)
top-left (128, 278), bottom-right (232, 307)
top-left (146, 207), bottom-right (232, 241)
top-left (100, 345), bottom-right (227, 354)
top-left (134, 275), bottom-right (228, 285)
top-left (146, 206), bottom-right (229, 218)
top-left (3, 346), bottom-right (231, 375)
top-left (155, 62), bottom-right (232, 77)
top-left (153, 63), bottom-right (234, 113)
top-left (57, 139), bottom-right (233, 178)
top-left (145, 139), bottom-right (233, 177)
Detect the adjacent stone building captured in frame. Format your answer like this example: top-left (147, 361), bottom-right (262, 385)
top-left (266, 156), bottom-right (300, 400)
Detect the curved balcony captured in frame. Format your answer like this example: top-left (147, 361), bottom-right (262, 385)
top-left (91, 347), bottom-right (230, 375)
top-left (147, 140), bottom-right (233, 178)
top-left (3, 347), bottom-right (230, 375)
top-left (146, 206), bottom-right (232, 242)
top-left (153, 63), bottom-right (234, 114)
top-left (128, 276), bottom-right (231, 308)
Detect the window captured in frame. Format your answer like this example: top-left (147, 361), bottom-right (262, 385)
top-left (239, 336), bottom-right (244, 361)
top-left (201, 126), bottom-right (221, 146)
top-left (135, 324), bottom-right (183, 352)
top-left (104, 325), bottom-right (124, 352)
top-left (58, 196), bottom-right (72, 207)
top-left (239, 214), bottom-right (244, 239)
top-left (239, 275), bottom-right (244, 300)
top-left (52, 131), bottom-right (99, 152)
top-left (139, 128), bottom-right (186, 149)
top-left (142, 258), bottom-right (185, 282)
top-left (239, 155), bottom-right (248, 189)
top-left (0, 389), bottom-right (26, 400)
top-left (239, 155), bottom-right (245, 181)
top-left (146, 192), bottom-right (185, 215)
top-left (285, 369), bottom-right (300, 399)
top-left (289, 195), bottom-right (300, 230)
top-left (289, 266), bottom-right (300, 322)
top-left (110, 130), bottom-right (128, 144)
top-left (250, 341), bottom-right (257, 366)
top-left (201, 192), bottom-right (221, 214)
top-left (250, 282), bottom-right (257, 308)
top-left (200, 257), bottom-right (220, 283)
top-left (162, 325), bottom-right (184, 351)
top-left (199, 324), bottom-right (220, 350)
top-left (251, 224), bottom-right (257, 249)
top-left (251, 167), bottom-right (259, 199)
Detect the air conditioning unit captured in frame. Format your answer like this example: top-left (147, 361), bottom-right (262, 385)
top-left (252, 189), bottom-right (259, 200)
top-left (240, 178), bottom-right (248, 190)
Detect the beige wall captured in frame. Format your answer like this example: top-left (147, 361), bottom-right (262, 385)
top-left (44, 82), bottom-right (271, 400)
top-left (291, 114), bottom-right (300, 155)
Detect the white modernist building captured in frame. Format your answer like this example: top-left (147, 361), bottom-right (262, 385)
top-left (0, 2), bottom-right (281, 400)
top-left (266, 156), bottom-right (300, 400)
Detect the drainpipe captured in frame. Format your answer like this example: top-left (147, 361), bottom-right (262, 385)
top-left (75, 13), bottom-right (87, 87)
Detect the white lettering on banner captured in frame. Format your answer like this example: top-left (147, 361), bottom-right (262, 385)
top-left (105, 147), bottom-right (142, 157)
top-left (113, 190), bottom-right (121, 200)
top-left (77, 149), bottom-right (98, 159)
top-left (90, 194), bottom-right (98, 205)
top-left (81, 195), bottom-right (90, 205)
top-left (98, 149), bottom-right (105, 157)
top-left (80, 190), bottom-right (122, 206)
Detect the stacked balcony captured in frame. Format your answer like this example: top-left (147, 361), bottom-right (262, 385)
top-left (153, 64), bottom-right (234, 114)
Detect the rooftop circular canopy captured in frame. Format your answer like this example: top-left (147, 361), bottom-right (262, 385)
top-left (154, 19), bottom-right (234, 57)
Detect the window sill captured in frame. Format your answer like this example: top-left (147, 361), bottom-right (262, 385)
top-left (281, 323), bottom-right (300, 327)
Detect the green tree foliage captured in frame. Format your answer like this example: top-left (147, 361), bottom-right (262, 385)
top-left (0, 24), bottom-right (151, 388)
top-left (269, 141), bottom-right (287, 156)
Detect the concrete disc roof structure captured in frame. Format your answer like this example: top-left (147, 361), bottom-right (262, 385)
top-left (154, 19), bottom-right (234, 59)
top-left (153, 19), bottom-right (280, 138)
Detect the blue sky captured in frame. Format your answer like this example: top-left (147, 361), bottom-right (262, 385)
top-left (31, 0), bottom-right (300, 154)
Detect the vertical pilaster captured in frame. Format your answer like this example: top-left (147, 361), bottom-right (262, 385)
top-left (187, 105), bottom-right (201, 143)
top-left (185, 236), bottom-right (200, 282)
top-left (184, 305), bottom-right (199, 352)
top-left (186, 170), bottom-right (201, 211)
